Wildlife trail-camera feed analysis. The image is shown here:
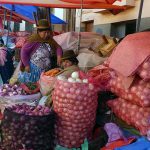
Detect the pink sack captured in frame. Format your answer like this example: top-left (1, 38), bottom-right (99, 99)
top-left (109, 74), bottom-right (150, 107)
top-left (107, 98), bottom-right (150, 135)
top-left (52, 80), bottom-right (98, 148)
top-left (138, 57), bottom-right (150, 81)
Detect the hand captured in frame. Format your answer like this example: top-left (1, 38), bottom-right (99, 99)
top-left (25, 66), bottom-right (30, 72)
top-left (57, 56), bottom-right (62, 66)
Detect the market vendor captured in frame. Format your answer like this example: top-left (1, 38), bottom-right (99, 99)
top-left (18, 19), bottom-right (63, 83)
top-left (45, 50), bottom-right (79, 107)
top-left (60, 50), bottom-right (79, 77)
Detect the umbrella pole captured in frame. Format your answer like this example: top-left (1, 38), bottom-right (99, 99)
top-left (136, 0), bottom-right (144, 32)
top-left (77, 0), bottom-right (83, 53)
top-left (6, 5), bottom-right (13, 47)
top-left (3, 9), bottom-right (7, 30)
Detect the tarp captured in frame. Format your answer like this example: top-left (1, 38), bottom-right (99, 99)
top-left (0, 4), bottom-right (66, 24)
top-left (0, 0), bottom-right (126, 9)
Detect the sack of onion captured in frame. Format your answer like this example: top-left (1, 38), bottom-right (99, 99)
top-left (138, 57), bottom-right (150, 81)
top-left (109, 75), bottom-right (150, 107)
top-left (52, 74), bottom-right (98, 148)
top-left (107, 98), bottom-right (150, 135)
top-left (1, 104), bottom-right (55, 150)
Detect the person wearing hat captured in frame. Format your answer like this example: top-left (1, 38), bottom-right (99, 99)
top-left (45, 50), bottom-right (79, 107)
top-left (19, 19), bottom-right (63, 83)
top-left (59, 50), bottom-right (79, 77)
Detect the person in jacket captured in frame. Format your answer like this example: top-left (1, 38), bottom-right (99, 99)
top-left (18, 19), bottom-right (63, 83)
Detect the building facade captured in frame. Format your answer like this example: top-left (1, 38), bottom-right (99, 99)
top-left (75, 0), bottom-right (150, 38)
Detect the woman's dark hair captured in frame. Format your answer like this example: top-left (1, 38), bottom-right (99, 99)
top-left (67, 57), bottom-right (79, 65)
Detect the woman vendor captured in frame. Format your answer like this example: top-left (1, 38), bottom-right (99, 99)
top-left (60, 50), bottom-right (79, 76)
top-left (18, 19), bottom-right (63, 83)
top-left (45, 50), bottom-right (79, 107)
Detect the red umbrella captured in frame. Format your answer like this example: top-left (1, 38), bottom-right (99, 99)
top-left (0, 0), bottom-right (125, 9)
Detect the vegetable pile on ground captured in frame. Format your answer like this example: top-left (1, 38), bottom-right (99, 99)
top-left (107, 98), bottom-right (150, 135)
top-left (20, 82), bottom-right (40, 94)
top-left (52, 71), bottom-right (98, 148)
top-left (0, 84), bottom-right (26, 96)
top-left (1, 104), bottom-right (55, 150)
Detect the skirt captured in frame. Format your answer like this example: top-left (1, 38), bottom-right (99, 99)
top-left (18, 62), bottom-right (43, 83)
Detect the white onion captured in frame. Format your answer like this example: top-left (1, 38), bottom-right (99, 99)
top-left (71, 72), bottom-right (79, 79)
top-left (76, 78), bottom-right (82, 83)
top-left (68, 77), bottom-right (75, 83)
top-left (82, 79), bottom-right (88, 83)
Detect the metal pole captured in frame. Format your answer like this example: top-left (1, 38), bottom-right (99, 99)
top-left (136, 0), bottom-right (144, 32)
top-left (3, 9), bottom-right (6, 29)
top-left (77, 0), bottom-right (83, 53)
top-left (6, 5), bottom-right (13, 47)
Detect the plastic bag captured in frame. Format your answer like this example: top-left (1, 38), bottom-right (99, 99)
top-left (39, 72), bottom-right (57, 96)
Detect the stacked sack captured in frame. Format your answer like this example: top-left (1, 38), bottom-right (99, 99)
top-left (52, 75), bottom-right (98, 148)
top-left (108, 32), bottom-right (150, 135)
top-left (107, 98), bottom-right (150, 135)
top-left (109, 75), bottom-right (150, 107)
top-left (1, 104), bottom-right (55, 150)
top-left (138, 57), bottom-right (150, 81)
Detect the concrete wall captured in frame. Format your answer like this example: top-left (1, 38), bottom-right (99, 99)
top-left (76, 0), bottom-right (150, 27)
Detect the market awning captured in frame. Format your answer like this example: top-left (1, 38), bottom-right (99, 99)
top-left (0, 4), bottom-right (67, 24)
top-left (0, 0), bottom-right (126, 9)
top-left (0, 6), bottom-right (23, 23)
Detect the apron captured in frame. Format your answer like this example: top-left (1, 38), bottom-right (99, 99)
top-left (18, 43), bottom-right (51, 83)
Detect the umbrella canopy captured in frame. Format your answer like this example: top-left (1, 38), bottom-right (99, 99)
top-left (0, 0), bottom-right (125, 9)
top-left (0, 4), bottom-right (66, 24)
top-left (0, 6), bottom-right (23, 22)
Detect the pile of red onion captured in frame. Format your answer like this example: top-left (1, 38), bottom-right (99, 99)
top-left (52, 80), bottom-right (98, 148)
top-left (138, 57), bottom-right (150, 81)
top-left (1, 104), bottom-right (54, 150)
top-left (109, 76), bottom-right (150, 107)
top-left (9, 104), bottom-right (51, 116)
top-left (107, 98), bottom-right (150, 135)
top-left (0, 84), bottom-right (26, 96)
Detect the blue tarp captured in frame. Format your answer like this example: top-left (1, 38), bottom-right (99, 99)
top-left (1, 4), bottom-right (66, 24)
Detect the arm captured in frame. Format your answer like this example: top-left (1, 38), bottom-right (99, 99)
top-left (21, 42), bottom-right (40, 71)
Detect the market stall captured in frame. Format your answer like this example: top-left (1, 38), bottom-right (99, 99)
top-left (0, 0), bottom-right (149, 150)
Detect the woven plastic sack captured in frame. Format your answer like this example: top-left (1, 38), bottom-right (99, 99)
top-left (107, 98), bottom-right (150, 135)
top-left (138, 57), bottom-right (150, 81)
top-left (87, 65), bottom-right (111, 91)
top-left (39, 72), bottom-right (57, 96)
top-left (109, 75), bottom-right (150, 107)
top-left (52, 80), bottom-right (98, 148)
top-left (1, 107), bottom-right (55, 150)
